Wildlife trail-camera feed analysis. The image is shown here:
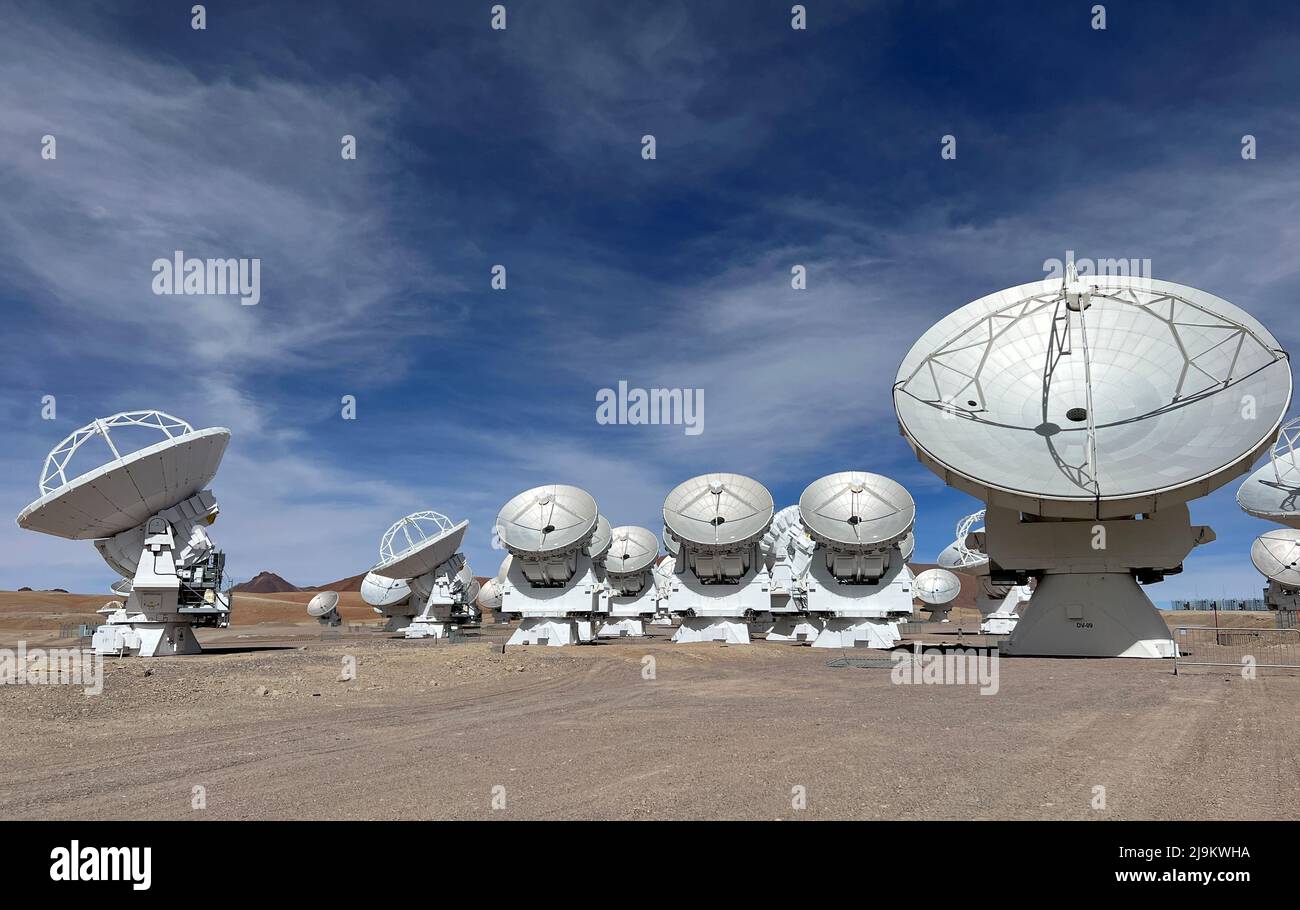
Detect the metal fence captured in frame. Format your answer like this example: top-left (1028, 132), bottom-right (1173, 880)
top-left (1173, 625), bottom-right (1300, 674)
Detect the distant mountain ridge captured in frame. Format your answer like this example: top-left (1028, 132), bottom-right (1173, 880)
top-left (231, 571), bottom-right (366, 593)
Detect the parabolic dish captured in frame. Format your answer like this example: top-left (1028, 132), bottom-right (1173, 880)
top-left (605, 526), bottom-right (660, 575)
top-left (939, 542), bottom-right (989, 571)
top-left (1237, 416), bottom-right (1300, 528)
top-left (360, 571), bottom-right (411, 607)
top-left (797, 471), bottom-right (915, 549)
top-left (663, 473), bottom-right (774, 548)
top-left (496, 484), bottom-right (599, 558)
top-left (900, 531), bottom-right (915, 562)
top-left (914, 568), bottom-right (961, 605)
top-left (662, 526), bottom-right (680, 555)
top-left (894, 277), bottom-right (1292, 519)
top-left (589, 514), bottom-right (613, 560)
top-left (17, 422), bottom-right (230, 540)
top-left (373, 513), bottom-right (469, 581)
top-left (1250, 528), bottom-right (1300, 586)
top-left (307, 590), bottom-right (340, 617)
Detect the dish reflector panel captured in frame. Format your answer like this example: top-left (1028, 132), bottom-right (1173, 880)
top-left (373, 511), bottom-right (469, 580)
top-left (663, 473), bottom-right (774, 548)
top-left (1251, 528), bottom-right (1300, 587)
top-left (361, 571), bottom-right (411, 607)
top-left (894, 277), bottom-right (1292, 519)
top-left (496, 484), bottom-right (599, 558)
top-left (17, 417), bottom-right (230, 540)
top-left (914, 568), bottom-right (961, 604)
top-left (1238, 416), bottom-right (1300, 528)
top-left (606, 526), bottom-right (660, 575)
top-left (589, 514), bottom-right (612, 560)
top-left (797, 471), bottom-right (915, 549)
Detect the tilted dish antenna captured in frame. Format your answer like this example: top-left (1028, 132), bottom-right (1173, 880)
top-left (18, 410), bottom-right (227, 540)
top-left (496, 484), bottom-right (599, 587)
top-left (1251, 528), bottom-right (1300, 588)
top-left (373, 511), bottom-right (468, 580)
top-left (894, 274), bottom-right (1291, 658)
top-left (15, 410), bottom-right (232, 657)
top-left (307, 590), bottom-right (342, 627)
top-left (1237, 415), bottom-right (1300, 528)
top-left (663, 473), bottom-right (773, 583)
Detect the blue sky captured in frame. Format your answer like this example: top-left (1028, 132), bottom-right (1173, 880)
top-left (2, 0), bottom-right (1299, 601)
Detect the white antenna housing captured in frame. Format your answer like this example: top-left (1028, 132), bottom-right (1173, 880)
top-left (896, 275), bottom-right (1288, 657)
top-left (660, 473), bottom-right (775, 644)
top-left (496, 485), bottom-right (604, 646)
top-left (913, 567), bottom-right (960, 623)
top-left (15, 411), bottom-right (232, 657)
top-left (365, 510), bottom-right (476, 639)
top-left (307, 590), bottom-right (342, 627)
top-left (595, 525), bottom-right (662, 638)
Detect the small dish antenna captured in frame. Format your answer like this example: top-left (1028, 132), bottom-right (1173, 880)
top-left (1251, 528), bottom-right (1300, 588)
top-left (307, 590), bottom-right (342, 627)
top-left (588, 514), bottom-right (613, 563)
top-left (1237, 415), bottom-right (1300, 528)
top-left (914, 568), bottom-right (961, 605)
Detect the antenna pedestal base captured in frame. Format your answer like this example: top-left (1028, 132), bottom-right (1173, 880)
top-left (761, 617), bottom-right (822, 642)
top-left (1003, 573), bottom-right (1175, 658)
top-left (672, 617), bottom-right (750, 644)
top-left (92, 617), bottom-right (202, 657)
top-left (925, 608), bottom-right (952, 623)
top-left (404, 621), bottom-right (451, 639)
top-left (597, 618), bottom-right (645, 638)
top-left (811, 618), bottom-right (900, 649)
top-left (508, 618), bottom-right (582, 646)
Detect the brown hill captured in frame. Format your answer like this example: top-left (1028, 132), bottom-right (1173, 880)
top-left (304, 571), bottom-right (366, 592)
top-left (232, 571), bottom-right (300, 594)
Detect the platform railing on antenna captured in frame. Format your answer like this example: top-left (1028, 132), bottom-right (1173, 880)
top-left (39, 410), bottom-right (194, 494)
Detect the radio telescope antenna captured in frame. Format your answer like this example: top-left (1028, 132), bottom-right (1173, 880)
top-left (307, 590), bottom-right (342, 627)
top-left (777, 472), bottom-right (917, 649)
top-left (913, 568), bottom-right (960, 623)
top-left (365, 510), bottom-right (475, 639)
top-left (1251, 528), bottom-right (1300, 611)
top-left (1237, 415), bottom-right (1300, 528)
top-left (15, 410), bottom-right (232, 656)
top-left (895, 275), bottom-right (1289, 658)
top-left (496, 484), bottom-right (604, 646)
top-left (660, 473), bottom-right (774, 644)
top-left (596, 525), bottom-right (662, 638)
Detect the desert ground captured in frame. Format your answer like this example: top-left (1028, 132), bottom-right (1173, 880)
top-left (0, 589), bottom-right (1296, 821)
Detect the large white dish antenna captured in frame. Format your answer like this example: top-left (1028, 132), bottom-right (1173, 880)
top-left (798, 471), bottom-right (915, 549)
top-left (360, 571), bottom-right (411, 607)
top-left (914, 568), bottom-right (961, 605)
top-left (1251, 528), bottom-right (1300, 587)
top-left (17, 411), bottom-right (230, 540)
top-left (373, 511), bottom-right (469, 580)
top-left (663, 473), bottom-right (774, 548)
top-left (1237, 416), bottom-right (1300, 528)
top-left (938, 510), bottom-right (990, 570)
top-left (307, 590), bottom-right (340, 617)
top-left (606, 526), bottom-right (660, 575)
top-left (894, 277), bottom-right (1292, 519)
top-left (496, 484), bottom-right (599, 558)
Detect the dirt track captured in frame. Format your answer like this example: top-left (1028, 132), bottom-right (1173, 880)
top-left (1, 624), bottom-right (1297, 821)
